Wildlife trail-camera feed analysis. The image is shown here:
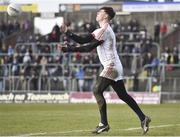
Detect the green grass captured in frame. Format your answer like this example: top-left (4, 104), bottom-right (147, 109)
top-left (0, 103), bottom-right (180, 136)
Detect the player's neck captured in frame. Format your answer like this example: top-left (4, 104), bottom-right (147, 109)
top-left (99, 20), bottom-right (109, 27)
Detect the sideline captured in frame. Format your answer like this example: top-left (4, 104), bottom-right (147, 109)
top-left (19, 123), bottom-right (180, 136)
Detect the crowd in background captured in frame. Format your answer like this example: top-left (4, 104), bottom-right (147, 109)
top-left (0, 19), bottom-right (32, 40)
top-left (0, 18), bottom-right (179, 92)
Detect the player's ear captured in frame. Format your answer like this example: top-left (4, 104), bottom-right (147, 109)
top-left (104, 14), bottom-right (109, 20)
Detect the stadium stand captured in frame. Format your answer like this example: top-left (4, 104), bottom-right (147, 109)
top-left (0, 3), bottom-right (180, 103)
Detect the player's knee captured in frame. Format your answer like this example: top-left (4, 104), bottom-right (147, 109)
top-left (93, 85), bottom-right (101, 97)
top-left (93, 87), bottom-right (98, 97)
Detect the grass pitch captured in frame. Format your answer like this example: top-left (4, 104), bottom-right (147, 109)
top-left (0, 103), bottom-right (180, 136)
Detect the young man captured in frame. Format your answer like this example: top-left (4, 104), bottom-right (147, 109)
top-left (60, 7), bottom-right (151, 134)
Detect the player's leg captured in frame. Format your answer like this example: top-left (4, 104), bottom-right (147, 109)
top-left (111, 80), bottom-right (151, 134)
top-left (92, 76), bottom-right (113, 134)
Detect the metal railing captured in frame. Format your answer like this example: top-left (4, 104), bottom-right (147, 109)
top-left (0, 40), bottom-right (179, 93)
top-left (0, 75), bottom-right (154, 93)
top-left (0, 62), bottom-right (180, 93)
top-left (142, 63), bottom-right (180, 92)
top-left (0, 60), bottom-right (155, 93)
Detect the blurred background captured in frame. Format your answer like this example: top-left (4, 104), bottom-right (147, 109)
top-left (0, 0), bottom-right (180, 103)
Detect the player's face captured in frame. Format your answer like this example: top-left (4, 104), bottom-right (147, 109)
top-left (96, 9), bottom-right (108, 22)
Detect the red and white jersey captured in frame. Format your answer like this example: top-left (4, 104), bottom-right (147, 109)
top-left (92, 24), bottom-right (124, 81)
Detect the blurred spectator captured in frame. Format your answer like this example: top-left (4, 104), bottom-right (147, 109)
top-left (83, 55), bottom-right (90, 64)
top-left (132, 43), bottom-right (141, 54)
top-left (13, 20), bottom-right (20, 32)
top-left (91, 53), bottom-right (100, 64)
top-left (150, 57), bottom-right (160, 76)
top-left (75, 66), bottom-right (85, 92)
top-left (16, 35), bottom-right (24, 43)
top-left (27, 35), bottom-right (35, 43)
top-left (7, 45), bottom-right (14, 63)
top-left (143, 52), bottom-right (153, 66)
top-left (133, 72), bottom-right (139, 92)
top-left (3, 56), bottom-right (10, 76)
top-left (75, 52), bottom-right (82, 64)
top-left (40, 56), bottom-right (48, 90)
top-left (0, 65), bottom-right (4, 91)
top-left (48, 24), bottom-right (61, 42)
top-left (141, 38), bottom-right (153, 53)
top-left (63, 65), bottom-right (70, 90)
top-left (131, 54), bottom-right (138, 74)
top-left (1, 46), bottom-right (7, 55)
top-left (7, 45), bottom-right (14, 56)
top-left (110, 21), bottom-right (118, 33)
top-left (0, 20), bottom-right (7, 35)
top-left (70, 65), bottom-right (78, 90)
top-left (21, 65), bottom-right (31, 90)
top-left (0, 29), bottom-right (5, 40)
top-left (7, 20), bottom-right (14, 35)
top-left (164, 46), bottom-right (171, 64)
top-left (173, 46), bottom-right (179, 65)
top-left (160, 22), bottom-right (167, 38)
top-left (140, 25), bottom-right (147, 40)
top-left (22, 19), bottom-right (31, 31)
top-left (129, 19), bottom-right (140, 32)
top-left (84, 68), bottom-right (93, 91)
top-left (31, 64), bottom-right (40, 90)
top-left (11, 55), bottom-right (19, 76)
top-left (23, 49), bottom-right (31, 64)
top-left (154, 22), bottom-right (160, 43)
top-left (143, 52), bottom-right (154, 76)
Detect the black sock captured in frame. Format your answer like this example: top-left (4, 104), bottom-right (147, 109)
top-left (93, 77), bottom-right (112, 125)
top-left (112, 80), bottom-right (145, 121)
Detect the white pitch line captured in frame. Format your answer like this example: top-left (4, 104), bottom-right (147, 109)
top-left (19, 123), bottom-right (180, 136)
top-left (19, 132), bottom-right (47, 136)
top-left (44, 129), bottom-right (92, 134)
top-left (19, 129), bottom-right (91, 136)
top-left (124, 124), bottom-right (180, 131)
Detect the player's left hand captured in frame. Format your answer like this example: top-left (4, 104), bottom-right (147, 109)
top-left (61, 45), bottom-right (69, 52)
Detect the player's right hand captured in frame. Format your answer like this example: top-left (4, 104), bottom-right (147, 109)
top-left (60, 23), bottom-right (68, 33)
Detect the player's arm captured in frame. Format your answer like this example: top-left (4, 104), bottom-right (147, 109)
top-left (66, 30), bottom-right (95, 44)
top-left (61, 39), bottom-right (103, 52)
top-left (60, 23), bottom-right (95, 44)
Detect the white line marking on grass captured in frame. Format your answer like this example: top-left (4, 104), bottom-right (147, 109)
top-left (19, 130), bottom-right (91, 136)
top-left (19, 132), bottom-right (47, 136)
top-left (124, 124), bottom-right (180, 131)
top-left (20, 123), bottom-right (180, 136)
top-left (46, 129), bottom-right (92, 134)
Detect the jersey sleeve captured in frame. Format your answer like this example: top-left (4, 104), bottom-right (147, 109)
top-left (66, 30), bottom-right (95, 44)
top-left (91, 28), bottom-right (106, 41)
top-left (61, 39), bottom-right (103, 53)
